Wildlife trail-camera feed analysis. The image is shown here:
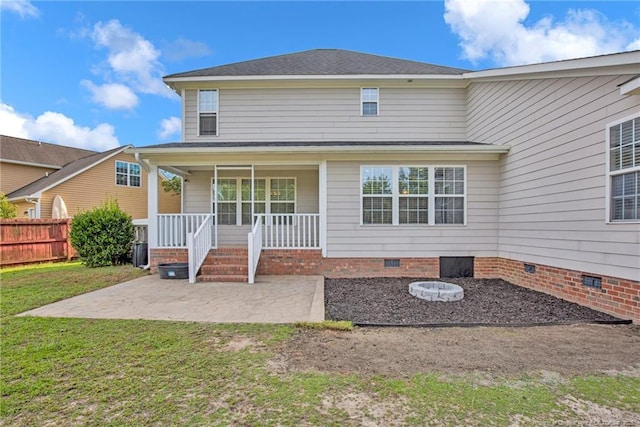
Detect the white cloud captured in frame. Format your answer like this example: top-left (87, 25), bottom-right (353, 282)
top-left (157, 116), bottom-right (181, 140)
top-left (162, 37), bottom-right (211, 62)
top-left (91, 19), bottom-right (174, 98)
top-left (81, 80), bottom-right (139, 110)
top-left (1, 0), bottom-right (39, 18)
top-left (0, 103), bottom-right (119, 151)
top-left (444, 0), bottom-right (640, 66)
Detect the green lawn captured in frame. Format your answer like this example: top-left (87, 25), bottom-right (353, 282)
top-left (1, 263), bottom-right (638, 426)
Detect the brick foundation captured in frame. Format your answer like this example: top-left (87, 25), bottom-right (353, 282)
top-left (475, 257), bottom-right (639, 323)
top-left (256, 249), bottom-right (439, 278)
top-left (150, 248), bottom-right (188, 273)
top-left (149, 248), bottom-right (639, 323)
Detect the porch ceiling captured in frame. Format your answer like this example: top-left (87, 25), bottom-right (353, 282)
top-left (128, 141), bottom-right (510, 167)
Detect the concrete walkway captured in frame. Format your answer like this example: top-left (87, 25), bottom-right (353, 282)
top-left (18, 275), bottom-right (325, 324)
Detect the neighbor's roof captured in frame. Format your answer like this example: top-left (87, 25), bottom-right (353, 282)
top-left (7, 145), bottom-right (130, 200)
top-left (0, 135), bottom-right (97, 169)
top-left (164, 49), bottom-right (469, 79)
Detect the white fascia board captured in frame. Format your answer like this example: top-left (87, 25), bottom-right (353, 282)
top-left (33, 145), bottom-right (133, 196)
top-left (0, 159), bottom-right (62, 169)
top-left (7, 192), bottom-right (42, 202)
top-left (132, 144), bottom-right (510, 156)
top-left (165, 74), bottom-right (464, 84)
top-left (463, 50), bottom-right (640, 80)
top-left (620, 76), bottom-right (640, 95)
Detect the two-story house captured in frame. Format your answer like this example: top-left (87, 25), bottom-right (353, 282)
top-left (130, 49), bottom-right (639, 322)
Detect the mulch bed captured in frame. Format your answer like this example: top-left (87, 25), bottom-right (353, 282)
top-left (324, 277), bottom-right (625, 326)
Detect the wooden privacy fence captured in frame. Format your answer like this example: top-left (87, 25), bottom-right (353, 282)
top-left (0, 219), bottom-right (76, 266)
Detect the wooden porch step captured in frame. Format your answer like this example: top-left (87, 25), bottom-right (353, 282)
top-left (197, 274), bottom-right (248, 283)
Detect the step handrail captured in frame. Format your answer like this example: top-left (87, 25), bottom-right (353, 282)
top-left (247, 214), bottom-right (263, 284)
top-left (187, 214), bottom-right (213, 284)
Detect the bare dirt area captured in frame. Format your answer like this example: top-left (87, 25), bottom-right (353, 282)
top-left (284, 277), bottom-right (640, 378)
top-left (325, 277), bottom-right (625, 325)
top-left (280, 324), bottom-right (640, 378)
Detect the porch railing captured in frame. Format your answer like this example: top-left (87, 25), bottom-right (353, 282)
top-left (247, 217), bottom-right (263, 284)
top-left (157, 214), bottom-right (216, 248)
top-left (261, 213), bottom-right (320, 249)
top-left (187, 215), bottom-right (213, 284)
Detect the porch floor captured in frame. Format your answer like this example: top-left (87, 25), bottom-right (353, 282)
top-left (18, 274), bottom-right (325, 324)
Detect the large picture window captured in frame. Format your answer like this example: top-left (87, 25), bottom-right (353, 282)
top-left (115, 160), bottom-right (141, 187)
top-left (608, 116), bottom-right (639, 222)
top-left (361, 166), bottom-right (465, 226)
top-left (198, 89), bottom-right (218, 136)
top-left (213, 177), bottom-right (296, 226)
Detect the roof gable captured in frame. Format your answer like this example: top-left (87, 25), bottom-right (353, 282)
top-left (165, 49), bottom-right (468, 79)
top-left (7, 145), bottom-right (131, 200)
top-left (0, 135), bottom-right (97, 168)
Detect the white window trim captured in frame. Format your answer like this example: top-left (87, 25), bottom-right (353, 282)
top-left (360, 87), bottom-right (379, 116)
top-left (359, 165), bottom-right (467, 226)
top-left (115, 160), bottom-right (142, 188)
top-left (211, 176), bottom-right (297, 226)
top-left (605, 112), bottom-right (640, 224)
top-left (198, 89), bottom-right (219, 137)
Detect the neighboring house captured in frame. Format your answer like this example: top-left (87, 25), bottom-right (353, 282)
top-left (130, 49), bottom-right (639, 322)
top-left (0, 135), bottom-right (95, 195)
top-left (2, 136), bottom-right (181, 219)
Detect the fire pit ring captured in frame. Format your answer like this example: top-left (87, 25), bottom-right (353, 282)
top-left (409, 281), bottom-right (464, 302)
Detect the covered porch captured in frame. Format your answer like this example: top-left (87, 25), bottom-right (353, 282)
top-left (139, 157), bottom-right (326, 284)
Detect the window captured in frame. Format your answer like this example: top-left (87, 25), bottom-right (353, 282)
top-left (242, 179), bottom-right (265, 225)
top-left (399, 167), bottom-right (429, 224)
top-left (361, 166), bottom-right (465, 226)
top-left (361, 88), bottom-right (378, 116)
top-left (608, 116), bottom-right (639, 222)
top-left (199, 89), bottom-right (218, 136)
top-left (214, 179), bottom-right (237, 225)
top-left (115, 161), bottom-right (141, 187)
top-left (434, 167), bottom-right (465, 224)
top-left (269, 178), bottom-right (296, 214)
top-left (213, 177), bottom-right (295, 225)
top-left (362, 167), bottom-right (393, 224)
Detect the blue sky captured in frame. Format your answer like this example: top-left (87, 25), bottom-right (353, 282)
top-left (1, 0), bottom-right (639, 151)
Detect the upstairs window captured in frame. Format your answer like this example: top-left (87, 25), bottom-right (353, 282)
top-left (115, 161), bottom-right (141, 187)
top-left (608, 116), bottom-right (639, 222)
top-left (199, 89), bottom-right (218, 136)
top-left (361, 88), bottom-right (379, 116)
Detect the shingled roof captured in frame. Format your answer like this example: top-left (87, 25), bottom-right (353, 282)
top-left (7, 145), bottom-right (129, 200)
top-left (0, 135), bottom-right (96, 168)
top-left (165, 49), bottom-right (468, 78)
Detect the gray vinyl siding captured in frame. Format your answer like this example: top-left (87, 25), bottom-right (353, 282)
top-left (467, 75), bottom-right (640, 280)
top-left (325, 160), bottom-right (499, 258)
top-left (183, 168), bottom-right (319, 246)
top-left (183, 87), bottom-right (466, 142)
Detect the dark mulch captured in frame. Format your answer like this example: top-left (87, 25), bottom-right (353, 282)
top-left (324, 277), bottom-right (625, 326)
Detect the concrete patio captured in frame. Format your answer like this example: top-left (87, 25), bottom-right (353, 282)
top-left (18, 274), bottom-right (325, 324)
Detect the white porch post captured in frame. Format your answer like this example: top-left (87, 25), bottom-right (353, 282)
top-left (147, 164), bottom-right (159, 249)
top-left (319, 160), bottom-right (327, 257)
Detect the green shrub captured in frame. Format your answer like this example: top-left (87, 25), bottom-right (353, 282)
top-left (0, 193), bottom-right (17, 218)
top-left (70, 200), bottom-right (134, 267)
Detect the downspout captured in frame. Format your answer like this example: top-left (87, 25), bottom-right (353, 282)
top-left (25, 196), bottom-right (41, 218)
top-left (134, 152), bottom-right (151, 172)
top-left (134, 153), bottom-right (152, 269)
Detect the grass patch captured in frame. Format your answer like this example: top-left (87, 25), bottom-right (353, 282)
top-left (294, 320), bottom-right (354, 331)
top-left (0, 262), bottom-right (148, 316)
top-left (2, 263), bottom-right (637, 426)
